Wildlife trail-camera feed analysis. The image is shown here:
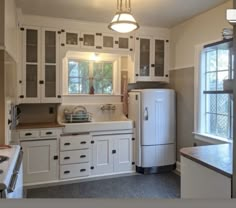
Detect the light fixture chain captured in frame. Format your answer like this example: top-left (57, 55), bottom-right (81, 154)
top-left (120, 0), bottom-right (123, 11)
top-left (129, 0), bottom-right (131, 12)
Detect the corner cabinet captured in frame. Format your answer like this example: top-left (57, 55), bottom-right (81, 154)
top-left (135, 36), bottom-right (169, 82)
top-left (19, 26), bottom-right (62, 103)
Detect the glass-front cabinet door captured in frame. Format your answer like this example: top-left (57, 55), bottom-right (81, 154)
top-left (41, 28), bottom-right (60, 103)
top-left (135, 36), bottom-right (169, 82)
top-left (22, 27), bottom-right (41, 103)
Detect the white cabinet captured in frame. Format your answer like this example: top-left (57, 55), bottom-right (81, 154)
top-left (19, 26), bottom-right (61, 103)
top-left (135, 36), bottom-right (169, 82)
top-left (91, 134), bottom-right (134, 176)
top-left (59, 134), bottom-right (91, 179)
top-left (181, 156), bottom-right (231, 199)
top-left (60, 30), bottom-right (133, 52)
top-left (20, 139), bottom-right (58, 184)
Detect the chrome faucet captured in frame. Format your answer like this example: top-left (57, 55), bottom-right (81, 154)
top-left (100, 104), bottom-right (116, 111)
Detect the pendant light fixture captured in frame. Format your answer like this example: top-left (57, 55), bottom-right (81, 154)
top-left (108, 0), bottom-right (139, 33)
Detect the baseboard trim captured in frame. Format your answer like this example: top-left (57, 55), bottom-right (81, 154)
top-left (174, 161), bottom-right (181, 176)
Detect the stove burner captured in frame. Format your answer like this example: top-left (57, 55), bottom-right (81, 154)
top-left (0, 156), bottom-right (9, 163)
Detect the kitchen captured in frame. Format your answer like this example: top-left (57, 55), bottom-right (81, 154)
top-left (0, 0), bottom-right (236, 203)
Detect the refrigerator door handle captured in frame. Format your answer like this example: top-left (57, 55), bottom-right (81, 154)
top-left (144, 107), bottom-right (148, 120)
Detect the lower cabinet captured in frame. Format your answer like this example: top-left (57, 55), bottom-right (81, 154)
top-left (91, 134), bottom-right (134, 175)
top-left (20, 139), bottom-right (58, 184)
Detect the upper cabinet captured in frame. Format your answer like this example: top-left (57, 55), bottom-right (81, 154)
top-left (60, 30), bottom-right (134, 52)
top-left (19, 26), bottom-right (61, 103)
top-left (135, 36), bottom-right (169, 82)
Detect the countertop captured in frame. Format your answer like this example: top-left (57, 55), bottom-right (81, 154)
top-left (180, 144), bottom-right (232, 178)
top-left (15, 122), bottom-right (65, 130)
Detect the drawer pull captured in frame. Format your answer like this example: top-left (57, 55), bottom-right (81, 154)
top-left (80, 155), bottom-right (86, 158)
top-left (64, 170), bottom-right (70, 174)
top-left (25, 133), bottom-right (32, 136)
top-left (80, 169), bottom-right (86, 172)
top-left (64, 157), bottom-right (70, 160)
top-left (80, 141), bottom-right (86, 144)
top-left (64, 143), bottom-right (71, 146)
top-left (46, 132), bottom-right (53, 135)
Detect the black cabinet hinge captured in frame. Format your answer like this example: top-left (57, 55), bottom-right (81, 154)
top-left (112, 150), bottom-right (116, 154)
top-left (19, 95), bottom-right (24, 99)
top-left (115, 41), bottom-right (119, 44)
top-left (151, 64), bottom-right (155, 67)
top-left (20, 27), bottom-right (24, 31)
top-left (91, 166), bottom-right (94, 170)
top-left (19, 80), bottom-right (22, 84)
top-left (79, 38), bottom-right (84, 42)
top-left (136, 37), bottom-right (139, 40)
top-left (96, 46), bottom-right (102, 49)
top-left (135, 74), bottom-right (139, 77)
top-left (96, 33), bottom-right (102, 36)
top-left (61, 29), bottom-right (65, 33)
top-left (130, 48), bottom-right (133, 51)
top-left (57, 95), bottom-right (62, 98)
top-left (91, 140), bottom-right (94, 144)
top-left (165, 74), bottom-right (169, 77)
top-left (61, 43), bottom-right (65, 47)
top-left (166, 40), bottom-right (169, 43)
top-left (58, 31), bottom-right (61, 34)
top-left (130, 36), bottom-right (133, 39)
top-left (39, 80), bottom-right (44, 84)
top-left (132, 138), bottom-right (135, 141)
top-left (132, 162), bottom-right (135, 165)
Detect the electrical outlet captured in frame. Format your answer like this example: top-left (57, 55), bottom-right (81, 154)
top-left (49, 107), bottom-right (54, 114)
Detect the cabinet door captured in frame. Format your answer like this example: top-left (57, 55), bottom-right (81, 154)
top-left (22, 27), bottom-right (41, 103)
top-left (113, 134), bottom-right (133, 172)
top-left (91, 135), bottom-right (113, 175)
top-left (101, 33), bottom-right (115, 50)
top-left (41, 28), bottom-right (61, 103)
top-left (21, 139), bottom-right (58, 184)
top-left (114, 35), bottom-right (132, 51)
top-left (61, 30), bottom-right (80, 48)
top-left (151, 38), bottom-right (169, 81)
top-left (135, 36), bottom-right (152, 81)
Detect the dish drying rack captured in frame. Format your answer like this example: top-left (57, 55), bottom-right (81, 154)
top-left (64, 106), bottom-right (92, 123)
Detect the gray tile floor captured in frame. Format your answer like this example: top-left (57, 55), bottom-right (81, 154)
top-left (26, 172), bottom-right (180, 198)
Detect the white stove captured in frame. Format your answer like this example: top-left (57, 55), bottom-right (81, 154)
top-left (0, 145), bottom-right (23, 198)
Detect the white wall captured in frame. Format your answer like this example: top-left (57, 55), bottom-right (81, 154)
top-left (170, 0), bottom-right (233, 70)
top-left (4, 0), bottom-right (18, 61)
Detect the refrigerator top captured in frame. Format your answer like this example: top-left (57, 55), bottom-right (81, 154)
top-left (130, 89), bottom-right (175, 93)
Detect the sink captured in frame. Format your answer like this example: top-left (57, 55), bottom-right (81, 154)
top-left (60, 116), bottom-right (133, 133)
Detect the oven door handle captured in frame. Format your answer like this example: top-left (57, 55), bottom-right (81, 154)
top-left (14, 150), bottom-right (23, 174)
top-left (8, 173), bottom-right (18, 193)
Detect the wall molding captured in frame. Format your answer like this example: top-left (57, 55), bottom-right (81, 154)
top-left (170, 65), bottom-right (194, 71)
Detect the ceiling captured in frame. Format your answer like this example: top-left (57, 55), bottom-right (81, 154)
top-left (16, 0), bottom-right (229, 28)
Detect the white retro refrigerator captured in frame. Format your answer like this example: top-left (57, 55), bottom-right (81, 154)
top-left (128, 89), bottom-right (176, 174)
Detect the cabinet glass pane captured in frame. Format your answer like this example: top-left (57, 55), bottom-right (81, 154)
top-left (103, 36), bottom-right (113, 48)
top-left (66, 33), bottom-right (78, 45)
top-left (140, 38), bottom-right (150, 76)
top-left (154, 40), bottom-right (165, 76)
top-left (83, 34), bottom-right (95, 46)
top-left (26, 29), bottom-right (38, 63)
top-left (45, 31), bottom-right (56, 63)
top-left (119, 37), bottom-right (129, 49)
top-left (45, 65), bottom-right (56, 97)
top-left (26, 64), bottom-right (38, 97)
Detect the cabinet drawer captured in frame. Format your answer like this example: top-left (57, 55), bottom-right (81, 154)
top-left (60, 163), bottom-right (90, 179)
top-left (60, 135), bottom-right (90, 151)
top-left (60, 149), bottom-right (90, 165)
top-left (40, 129), bottom-right (58, 137)
top-left (20, 130), bottom-right (39, 139)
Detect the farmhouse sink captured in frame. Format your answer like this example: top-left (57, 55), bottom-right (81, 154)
top-left (60, 116), bottom-right (133, 133)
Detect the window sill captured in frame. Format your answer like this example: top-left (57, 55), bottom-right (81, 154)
top-left (63, 94), bottom-right (122, 97)
top-left (193, 132), bottom-right (232, 144)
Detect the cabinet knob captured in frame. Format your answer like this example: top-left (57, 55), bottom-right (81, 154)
top-left (57, 95), bottom-right (62, 98)
top-left (165, 74), bottom-right (169, 77)
top-left (64, 156), bottom-right (70, 160)
top-left (90, 166), bottom-right (94, 170)
top-left (112, 150), bottom-right (116, 154)
top-left (25, 133), bottom-right (32, 136)
top-left (64, 170), bottom-right (70, 174)
top-left (46, 132), bottom-right (53, 135)
top-left (64, 142), bottom-right (71, 146)
top-left (61, 43), bottom-right (65, 47)
top-left (80, 169), bottom-right (86, 172)
top-left (39, 80), bottom-right (44, 84)
top-left (91, 141), bottom-right (94, 144)
top-left (80, 155), bottom-right (86, 158)
top-left (53, 156), bottom-right (58, 160)
top-left (151, 64), bottom-right (155, 68)
top-left (135, 74), bottom-right (139, 77)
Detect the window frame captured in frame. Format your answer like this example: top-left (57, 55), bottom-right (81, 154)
top-left (194, 39), bottom-right (233, 144)
top-left (62, 52), bottom-right (121, 96)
